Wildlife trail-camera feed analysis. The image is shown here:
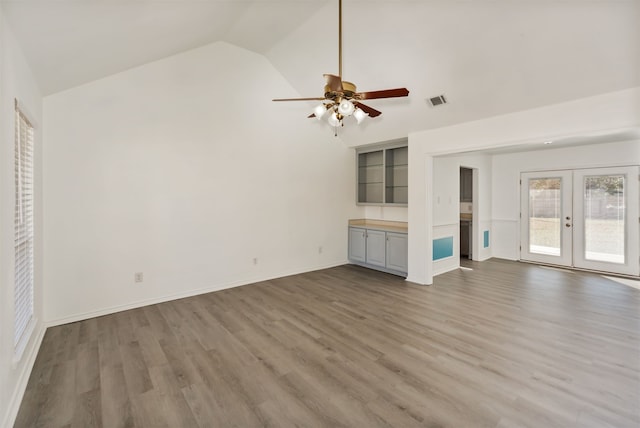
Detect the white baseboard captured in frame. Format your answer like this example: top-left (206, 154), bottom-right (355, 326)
top-left (405, 275), bottom-right (431, 286)
top-left (2, 323), bottom-right (46, 428)
top-left (45, 260), bottom-right (348, 327)
top-left (492, 255), bottom-right (518, 261)
top-left (433, 263), bottom-right (460, 277)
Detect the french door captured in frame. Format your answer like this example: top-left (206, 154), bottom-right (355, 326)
top-left (521, 166), bottom-right (639, 276)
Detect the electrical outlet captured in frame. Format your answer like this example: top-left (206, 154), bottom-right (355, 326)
top-left (253, 258), bottom-right (258, 265)
top-left (134, 272), bottom-right (143, 283)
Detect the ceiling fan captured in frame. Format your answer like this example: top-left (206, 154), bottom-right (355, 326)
top-left (272, 0), bottom-right (409, 134)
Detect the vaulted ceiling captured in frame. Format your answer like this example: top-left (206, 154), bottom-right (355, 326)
top-left (3, 0), bottom-right (639, 142)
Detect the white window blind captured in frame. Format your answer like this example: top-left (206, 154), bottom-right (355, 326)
top-left (14, 100), bottom-right (35, 352)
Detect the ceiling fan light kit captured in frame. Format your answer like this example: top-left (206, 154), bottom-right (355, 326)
top-left (338, 99), bottom-right (355, 116)
top-left (313, 104), bottom-right (329, 120)
top-left (328, 112), bottom-right (342, 127)
top-left (272, 0), bottom-right (409, 136)
top-left (353, 108), bottom-right (367, 124)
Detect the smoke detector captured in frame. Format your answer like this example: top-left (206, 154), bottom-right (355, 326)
top-left (427, 95), bottom-right (447, 107)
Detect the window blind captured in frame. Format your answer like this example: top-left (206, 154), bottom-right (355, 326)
top-left (14, 101), bottom-right (34, 352)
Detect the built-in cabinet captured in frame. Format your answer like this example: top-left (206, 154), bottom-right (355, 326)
top-left (348, 221), bottom-right (408, 276)
top-left (365, 229), bottom-right (387, 268)
top-left (385, 147), bottom-right (408, 204)
top-left (357, 151), bottom-right (384, 204)
top-left (348, 227), bottom-right (367, 263)
top-left (385, 232), bottom-right (409, 272)
top-left (357, 144), bottom-right (408, 205)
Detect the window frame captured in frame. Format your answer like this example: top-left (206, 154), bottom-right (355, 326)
top-left (14, 99), bottom-right (36, 361)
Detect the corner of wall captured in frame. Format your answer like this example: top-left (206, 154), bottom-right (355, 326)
top-left (1, 322), bottom-right (46, 428)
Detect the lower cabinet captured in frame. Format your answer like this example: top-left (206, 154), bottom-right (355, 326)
top-left (348, 227), bottom-right (366, 263)
top-left (348, 226), bottom-right (408, 276)
top-left (365, 230), bottom-right (386, 268)
top-left (385, 232), bottom-right (408, 273)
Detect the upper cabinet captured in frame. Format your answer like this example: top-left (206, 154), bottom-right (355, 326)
top-left (357, 143), bottom-right (408, 205)
top-left (385, 146), bottom-right (408, 204)
top-left (358, 151), bottom-right (384, 204)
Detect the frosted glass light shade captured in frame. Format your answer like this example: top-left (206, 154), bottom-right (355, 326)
top-left (313, 104), bottom-right (327, 120)
top-left (353, 108), bottom-right (368, 124)
top-left (327, 112), bottom-right (341, 127)
top-left (338, 99), bottom-right (355, 116)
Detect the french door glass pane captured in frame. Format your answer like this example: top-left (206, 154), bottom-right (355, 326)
top-left (584, 175), bottom-right (625, 264)
top-left (529, 178), bottom-right (561, 256)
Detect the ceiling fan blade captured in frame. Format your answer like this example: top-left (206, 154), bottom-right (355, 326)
top-left (356, 88), bottom-right (409, 100)
top-left (323, 74), bottom-right (343, 92)
top-left (273, 97), bottom-right (326, 102)
top-left (355, 102), bottom-right (382, 118)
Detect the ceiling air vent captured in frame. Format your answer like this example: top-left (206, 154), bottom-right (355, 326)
top-left (427, 95), bottom-right (447, 107)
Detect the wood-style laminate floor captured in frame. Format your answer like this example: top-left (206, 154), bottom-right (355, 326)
top-left (15, 259), bottom-right (640, 427)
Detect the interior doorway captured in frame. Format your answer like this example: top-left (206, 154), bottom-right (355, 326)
top-left (520, 166), bottom-right (640, 276)
top-left (460, 167), bottom-right (473, 260)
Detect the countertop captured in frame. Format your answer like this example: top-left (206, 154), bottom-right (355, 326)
top-left (349, 219), bottom-right (408, 233)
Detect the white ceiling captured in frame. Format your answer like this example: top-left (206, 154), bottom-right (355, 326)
top-left (3, 0), bottom-right (640, 141)
top-left (2, 0), bottom-right (328, 95)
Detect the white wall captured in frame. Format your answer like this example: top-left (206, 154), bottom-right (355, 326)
top-left (491, 140), bottom-right (640, 260)
top-left (0, 8), bottom-right (45, 428)
top-left (361, 206), bottom-right (408, 222)
top-left (431, 157), bottom-right (460, 275)
top-left (43, 41), bottom-right (356, 325)
top-left (407, 87), bottom-right (640, 285)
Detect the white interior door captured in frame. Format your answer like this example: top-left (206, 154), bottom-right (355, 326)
top-left (573, 167), bottom-right (639, 276)
top-left (521, 167), bottom-right (640, 276)
top-left (521, 171), bottom-right (573, 267)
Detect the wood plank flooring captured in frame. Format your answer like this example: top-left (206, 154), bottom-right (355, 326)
top-left (15, 259), bottom-right (640, 427)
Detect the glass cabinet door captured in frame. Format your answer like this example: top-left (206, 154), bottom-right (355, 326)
top-left (385, 147), bottom-right (408, 204)
top-left (358, 151), bottom-right (383, 203)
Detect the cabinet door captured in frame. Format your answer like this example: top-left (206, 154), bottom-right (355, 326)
top-left (386, 232), bottom-right (408, 273)
top-left (365, 230), bottom-right (386, 267)
top-left (385, 147), bottom-right (408, 204)
top-left (348, 228), bottom-right (366, 263)
top-left (358, 151), bottom-right (384, 203)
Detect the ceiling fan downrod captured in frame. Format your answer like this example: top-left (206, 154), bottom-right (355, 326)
top-left (338, 0), bottom-right (342, 78)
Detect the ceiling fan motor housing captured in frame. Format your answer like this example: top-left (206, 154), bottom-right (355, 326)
top-left (324, 81), bottom-right (357, 100)
top-left (341, 81), bottom-right (357, 97)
